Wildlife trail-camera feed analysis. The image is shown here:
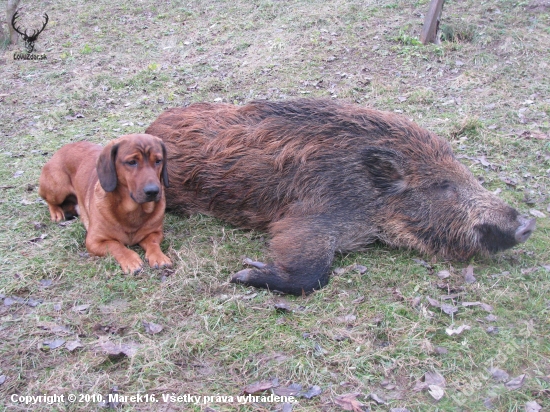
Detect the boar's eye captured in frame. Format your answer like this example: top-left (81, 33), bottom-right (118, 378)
top-left (439, 181), bottom-right (452, 190)
top-left (434, 181), bottom-right (458, 196)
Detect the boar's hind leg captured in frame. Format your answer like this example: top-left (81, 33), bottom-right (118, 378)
top-left (231, 218), bottom-right (337, 295)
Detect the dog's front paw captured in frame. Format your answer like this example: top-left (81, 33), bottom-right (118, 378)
top-left (147, 252), bottom-right (172, 269)
top-left (47, 204), bottom-right (65, 222)
top-left (118, 252), bottom-right (144, 274)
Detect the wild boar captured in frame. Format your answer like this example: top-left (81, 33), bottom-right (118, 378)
top-left (146, 99), bottom-right (535, 295)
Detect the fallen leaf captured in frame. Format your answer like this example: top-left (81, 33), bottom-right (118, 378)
top-left (380, 380), bottom-right (394, 389)
top-left (483, 398), bottom-right (496, 409)
top-left (462, 301), bottom-right (493, 312)
top-left (435, 346), bottom-right (448, 355)
top-left (282, 403), bottom-right (293, 412)
top-left (28, 234), bottom-right (48, 243)
top-left (335, 314), bottom-right (356, 324)
top-left (440, 304), bottom-right (458, 315)
top-left (413, 258), bottom-right (432, 269)
top-left (59, 219), bottom-right (77, 227)
top-left (97, 340), bottom-right (139, 358)
top-left (436, 270), bottom-right (451, 279)
top-left (301, 385), bottom-right (322, 399)
top-left (425, 371), bottom-right (446, 387)
top-left (39, 279), bottom-right (53, 288)
top-left (65, 341), bottom-right (83, 351)
top-left (521, 267), bottom-right (538, 275)
top-left (390, 409), bottom-right (410, 412)
top-left (525, 401), bottom-right (542, 412)
top-left (274, 301), bottom-right (292, 313)
top-left (369, 393), bottom-right (386, 404)
top-left (142, 321), bottom-right (163, 334)
top-left (489, 367), bottom-right (509, 382)
top-left (274, 383), bottom-right (302, 397)
top-left (393, 288), bottom-right (405, 301)
top-left (414, 371), bottom-right (446, 391)
top-left (0, 375), bottom-right (5, 385)
top-left (485, 314), bottom-right (498, 322)
top-left (43, 339), bottom-right (66, 350)
top-left (93, 323), bottom-right (127, 336)
top-left (505, 374), bottom-right (526, 390)
top-left (333, 267), bottom-right (347, 275)
top-left (65, 113), bottom-right (85, 121)
top-left (352, 296), bottom-right (365, 304)
top-left (241, 293), bottom-right (258, 300)
top-left (445, 325), bottom-right (471, 336)
top-left (4, 296), bottom-right (25, 306)
top-left (428, 385), bottom-right (445, 400)
top-left (477, 155), bottom-right (491, 167)
top-left (530, 209), bottom-right (546, 218)
top-left (462, 265), bottom-right (476, 284)
top-left (314, 343), bottom-right (328, 355)
top-left (426, 297), bottom-right (440, 308)
top-left (72, 304), bottom-right (90, 313)
top-left (501, 176), bottom-right (518, 187)
top-left (243, 380), bottom-right (277, 394)
top-left (27, 298), bottom-right (41, 307)
top-left (32, 221), bottom-right (46, 229)
top-left (351, 264), bottom-right (367, 274)
top-left (37, 322), bottom-right (71, 334)
top-left (334, 393), bottom-right (364, 411)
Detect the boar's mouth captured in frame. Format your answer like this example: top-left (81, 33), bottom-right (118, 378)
top-left (476, 216), bottom-right (536, 254)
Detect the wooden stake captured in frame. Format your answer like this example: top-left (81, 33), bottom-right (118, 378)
top-left (420, 0), bottom-right (445, 45)
top-left (7, 0), bottom-right (21, 45)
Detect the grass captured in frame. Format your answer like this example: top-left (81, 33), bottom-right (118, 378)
top-left (1, 0), bottom-right (549, 411)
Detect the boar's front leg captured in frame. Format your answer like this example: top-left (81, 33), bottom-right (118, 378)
top-left (230, 216), bottom-right (337, 295)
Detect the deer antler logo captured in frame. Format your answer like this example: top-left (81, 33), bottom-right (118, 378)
top-left (11, 10), bottom-right (49, 54)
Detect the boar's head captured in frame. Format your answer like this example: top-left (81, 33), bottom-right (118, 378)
top-left (364, 139), bottom-right (535, 260)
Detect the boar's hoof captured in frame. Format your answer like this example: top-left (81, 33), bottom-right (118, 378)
top-left (243, 257), bottom-right (267, 269)
top-left (231, 268), bottom-right (253, 284)
top-left (515, 217), bottom-right (536, 243)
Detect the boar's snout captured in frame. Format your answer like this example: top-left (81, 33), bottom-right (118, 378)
top-left (475, 207), bottom-right (536, 255)
top-left (515, 215), bottom-right (536, 243)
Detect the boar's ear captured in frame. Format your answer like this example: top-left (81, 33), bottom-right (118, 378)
top-left (97, 142), bottom-right (119, 192)
top-left (362, 147), bottom-right (405, 193)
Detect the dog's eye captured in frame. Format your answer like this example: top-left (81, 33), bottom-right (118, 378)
top-left (127, 160), bottom-right (138, 166)
top-left (155, 159), bottom-right (163, 165)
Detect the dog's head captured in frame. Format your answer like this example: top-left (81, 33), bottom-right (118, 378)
top-left (97, 134), bottom-right (169, 204)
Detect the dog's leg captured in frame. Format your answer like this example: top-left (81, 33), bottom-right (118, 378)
top-left (139, 232), bottom-right (172, 269)
top-left (86, 237), bottom-right (144, 274)
top-left (38, 163), bottom-right (76, 222)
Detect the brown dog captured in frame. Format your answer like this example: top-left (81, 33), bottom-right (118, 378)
top-left (38, 134), bottom-right (172, 273)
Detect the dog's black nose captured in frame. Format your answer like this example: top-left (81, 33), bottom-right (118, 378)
top-left (143, 184), bottom-right (160, 198)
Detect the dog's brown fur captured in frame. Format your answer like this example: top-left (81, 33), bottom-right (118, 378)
top-left (38, 134), bottom-right (171, 273)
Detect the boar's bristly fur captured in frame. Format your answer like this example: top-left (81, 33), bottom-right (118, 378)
top-left (146, 99), bottom-right (535, 295)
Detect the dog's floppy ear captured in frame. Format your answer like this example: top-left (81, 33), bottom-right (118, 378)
top-left (161, 141), bottom-right (169, 188)
top-left (97, 141), bottom-right (119, 192)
